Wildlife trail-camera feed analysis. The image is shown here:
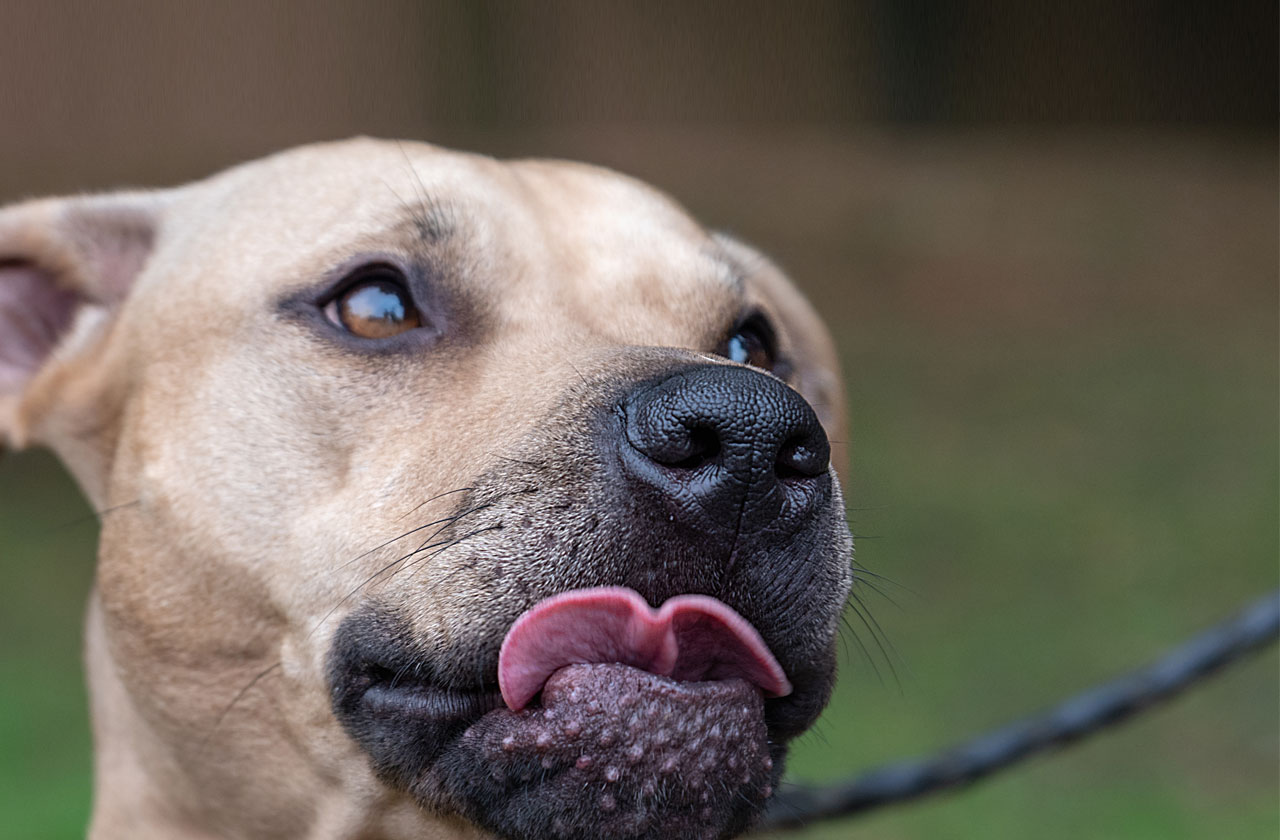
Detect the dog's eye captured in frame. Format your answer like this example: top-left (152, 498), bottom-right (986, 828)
top-left (323, 272), bottom-right (421, 339)
top-left (724, 315), bottom-right (778, 372)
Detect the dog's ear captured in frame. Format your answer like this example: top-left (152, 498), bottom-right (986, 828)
top-left (0, 191), bottom-right (169, 461)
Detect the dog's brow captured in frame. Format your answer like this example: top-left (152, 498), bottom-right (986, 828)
top-left (395, 200), bottom-right (455, 246)
top-left (387, 142), bottom-right (457, 245)
top-left (376, 169), bottom-right (454, 247)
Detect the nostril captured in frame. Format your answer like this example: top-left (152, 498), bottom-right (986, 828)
top-left (776, 434), bottom-right (828, 480)
top-left (663, 424), bottom-right (721, 471)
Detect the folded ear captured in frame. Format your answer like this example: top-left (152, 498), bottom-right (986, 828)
top-left (0, 191), bottom-right (169, 459)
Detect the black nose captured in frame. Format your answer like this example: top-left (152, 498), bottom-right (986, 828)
top-left (619, 364), bottom-right (830, 532)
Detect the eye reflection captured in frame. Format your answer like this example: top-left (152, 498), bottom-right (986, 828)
top-left (325, 277), bottom-right (421, 339)
top-left (724, 317), bottom-right (777, 372)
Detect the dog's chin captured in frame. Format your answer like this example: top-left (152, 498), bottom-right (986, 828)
top-left (331, 620), bottom-right (790, 840)
top-left (430, 663), bottom-right (778, 840)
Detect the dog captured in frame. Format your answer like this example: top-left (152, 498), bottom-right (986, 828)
top-left (0, 138), bottom-right (853, 840)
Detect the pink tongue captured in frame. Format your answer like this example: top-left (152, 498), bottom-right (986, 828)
top-left (498, 586), bottom-right (791, 711)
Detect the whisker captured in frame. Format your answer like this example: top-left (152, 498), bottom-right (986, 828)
top-left (566, 360), bottom-right (591, 389)
top-left (396, 486), bottom-right (474, 521)
top-left (96, 499), bottom-right (143, 518)
top-left (848, 590), bottom-right (907, 689)
top-left (40, 498), bottom-right (141, 533)
top-left (307, 503), bottom-right (498, 640)
top-left (845, 597), bottom-right (902, 692)
top-left (390, 659), bottom-right (416, 690)
top-left (839, 611), bottom-right (884, 686)
top-left (335, 501), bottom-right (493, 573)
top-left (395, 140), bottom-right (448, 240)
top-left (200, 661), bottom-right (282, 749)
top-left (850, 574), bottom-right (903, 609)
top-left (390, 523), bottom-right (505, 584)
top-left (334, 530), bottom-right (466, 616)
top-left (849, 561), bottom-right (914, 594)
top-left (375, 173), bottom-right (418, 227)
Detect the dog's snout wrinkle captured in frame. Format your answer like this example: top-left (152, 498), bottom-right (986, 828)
top-left (619, 365), bottom-right (830, 533)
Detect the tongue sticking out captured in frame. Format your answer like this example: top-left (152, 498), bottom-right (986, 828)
top-left (498, 586), bottom-right (791, 711)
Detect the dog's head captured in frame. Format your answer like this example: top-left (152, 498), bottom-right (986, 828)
top-left (0, 139), bottom-right (851, 839)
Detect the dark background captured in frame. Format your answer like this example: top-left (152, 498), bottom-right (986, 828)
top-left (1, 3), bottom-right (1276, 838)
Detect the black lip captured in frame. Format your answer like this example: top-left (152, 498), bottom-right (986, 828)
top-left (328, 607), bottom-right (508, 783)
top-left (361, 680), bottom-right (505, 721)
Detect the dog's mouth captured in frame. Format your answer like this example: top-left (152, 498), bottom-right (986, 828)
top-left (456, 587), bottom-right (785, 834)
top-left (496, 586), bottom-right (791, 710)
top-left (331, 587), bottom-right (794, 839)
top-left (453, 662), bottom-right (774, 839)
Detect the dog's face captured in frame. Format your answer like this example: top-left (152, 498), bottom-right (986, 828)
top-left (0, 139), bottom-right (851, 839)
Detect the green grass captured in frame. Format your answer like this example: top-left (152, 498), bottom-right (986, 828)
top-left (0, 450), bottom-right (96, 839)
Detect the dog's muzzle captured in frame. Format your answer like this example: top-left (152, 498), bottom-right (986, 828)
top-left (327, 362), bottom-right (850, 840)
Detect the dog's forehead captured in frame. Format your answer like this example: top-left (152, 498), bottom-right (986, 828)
top-left (160, 138), bottom-right (744, 344)
top-left (185, 139), bottom-right (715, 267)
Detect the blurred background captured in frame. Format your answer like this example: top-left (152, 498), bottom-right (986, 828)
top-left (0, 2), bottom-right (1275, 838)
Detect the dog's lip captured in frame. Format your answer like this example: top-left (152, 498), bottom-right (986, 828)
top-left (340, 585), bottom-right (796, 740)
top-left (360, 678), bottom-right (506, 721)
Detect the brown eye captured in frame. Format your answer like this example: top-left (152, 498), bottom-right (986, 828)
top-left (324, 274), bottom-right (421, 339)
top-left (724, 315), bottom-right (778, 372)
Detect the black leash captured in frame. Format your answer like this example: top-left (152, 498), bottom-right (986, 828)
top-left (758, 588), bottom-right (1280, 831)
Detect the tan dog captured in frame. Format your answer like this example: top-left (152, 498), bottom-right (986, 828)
top-left (0, 139), bottom-right (852, 840)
